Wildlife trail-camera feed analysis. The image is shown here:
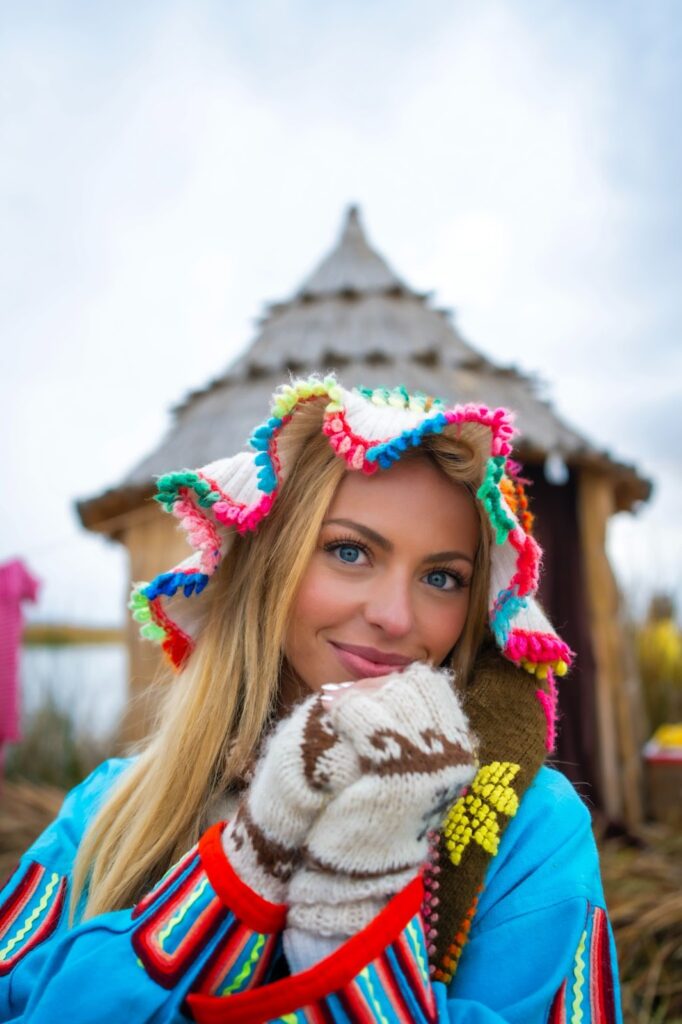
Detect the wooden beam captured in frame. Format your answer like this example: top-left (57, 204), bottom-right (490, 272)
top-left (577, 469), bottom-right (644, 827)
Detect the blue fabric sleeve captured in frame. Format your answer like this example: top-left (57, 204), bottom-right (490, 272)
top-left (0, 758), bottom-right (135, 1020)
top-left (2, 820), bottom-right (285, 1024)
top-left (439, 767), bottom-right (623, 1023)
top-left (11, 759), bottom-right (136, 877)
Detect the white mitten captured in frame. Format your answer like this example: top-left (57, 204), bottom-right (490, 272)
top-left (287, 662), bottom-right (477, 935)
top-left (222, 691), bottom-right (360, 904)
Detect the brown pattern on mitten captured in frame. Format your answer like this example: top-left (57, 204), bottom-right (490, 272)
top-left (223, 692), bottom-right (360, 904)
top-left (357, 727), bottom-right (476, 776)
top-left (301, 696), bottom-right (344, 790)
top-left (229, 804), bottom-right (299, 884)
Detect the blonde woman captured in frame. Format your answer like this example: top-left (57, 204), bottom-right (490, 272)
top-left (0, 377), bottom-right (621, 1023)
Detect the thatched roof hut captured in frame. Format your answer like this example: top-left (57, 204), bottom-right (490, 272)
top-left (78, 206), bottom-right (651, 824)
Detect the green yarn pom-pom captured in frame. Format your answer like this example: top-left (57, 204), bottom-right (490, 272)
top-left (141, 622), bottom-right (166, 641)
top-left (477, 457), bottom-right (516, 545)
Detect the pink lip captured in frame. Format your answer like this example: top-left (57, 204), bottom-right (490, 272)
top-left (329, 641), bottom-right (414, 679)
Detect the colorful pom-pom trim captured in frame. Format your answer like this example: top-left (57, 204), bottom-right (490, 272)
top-left (504, 630), bottom-right (573, 679)
top-left (490, 588), bottom-right (529, 648)
top-left (507, 529), bottom-right (542, 597)
top-left (501, 460), bottom-right (535, 535)
top-left (477, 456), bottom-right (517, 545)
top-left (249, 376), bottom-right (344, 492)
top-left (129, 584), bottom-right (195, 669)
top-left (156, 469), bottom-right (276, 539)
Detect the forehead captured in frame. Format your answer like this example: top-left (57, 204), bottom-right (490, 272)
top-left (325, 458), bottom-right (479, 547)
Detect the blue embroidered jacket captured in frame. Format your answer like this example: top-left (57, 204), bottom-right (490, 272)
top-left (0, 758), bottom-right (622, 1023)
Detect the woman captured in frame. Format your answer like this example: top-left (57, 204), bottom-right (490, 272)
top-left (0, 376), bottom-right (621, 1023)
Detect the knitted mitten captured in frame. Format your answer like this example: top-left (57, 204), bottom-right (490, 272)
top-left (287, 662), bottom-right (478, 935)
top-left (222, 691), bottom-right (360, 904)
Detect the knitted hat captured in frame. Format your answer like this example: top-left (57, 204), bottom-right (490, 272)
top-left (129, 375), bottom-right (573, 679)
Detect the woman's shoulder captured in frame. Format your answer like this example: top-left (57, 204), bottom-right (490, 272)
top-left (26, 756), bottom-right (138, 873)
top-left (518, 764), bottom-right (594, 827)
top-left (490, 764), bottom-right (595, 866)
top-left (73, 755), bottom-right (138, 798)
top-left (61, 755), bottom-right (138, 820)
top-left (474, 765), bottom-right (605, 929)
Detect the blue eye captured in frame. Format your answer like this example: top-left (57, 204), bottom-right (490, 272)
top-left (323, 537), bottom-right (371, 565)
top-left (427, 570), bottom-right (450, 589)
top-left (337, 544), bottom-right (362, 563)
top-left (424, 569), bottom-right (468, 592)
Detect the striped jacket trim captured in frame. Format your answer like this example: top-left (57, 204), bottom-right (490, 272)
top-left (0, 861), bottom-right (67, 975)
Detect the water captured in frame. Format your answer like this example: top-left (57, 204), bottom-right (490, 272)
top-left (19, 644), bottom-right (128, 741)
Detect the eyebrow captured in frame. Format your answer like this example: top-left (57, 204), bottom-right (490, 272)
top-left (322, 518), bottom-right (474, 565)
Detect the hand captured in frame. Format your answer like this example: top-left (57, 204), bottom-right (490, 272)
top-left (287, 661), bottom-right (478, 935)
top-left (319, 676), bottom-right (388, 706)
top-left (222, 689), bottom-right (360, 904)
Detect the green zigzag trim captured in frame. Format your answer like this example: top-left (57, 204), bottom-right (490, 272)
top-left (570, 928), bottom-right (587, 1023)
top-left (406, 917), bottom-right (430, 985)
top-left (359, 966), bottom-right (390, 1024)
top-left (157, 877), bottom-right (208, 947)
top-left (221, 933), bottom-right (266, 995)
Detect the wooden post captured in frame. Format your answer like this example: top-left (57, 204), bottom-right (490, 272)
top-left (577, 469), bottom-right (644, 827)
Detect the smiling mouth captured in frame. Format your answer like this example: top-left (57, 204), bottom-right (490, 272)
top-left (330, 641), bottom-right (414, 665)
top-left (328, 640), bottom-right (415, 678)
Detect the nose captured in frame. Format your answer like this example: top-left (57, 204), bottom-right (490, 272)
top-left (363, 570), bottom-right (415, 638)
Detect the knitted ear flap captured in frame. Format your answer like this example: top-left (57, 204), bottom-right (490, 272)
top-left (128, 451), bottom-right (258, 668)
top-left (129, 379), bottom-right (343, 668)
top-left (130, 373), bottom-right (574, 679)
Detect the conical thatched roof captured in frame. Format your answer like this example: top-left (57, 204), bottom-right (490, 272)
top-left (296, 205), bottom-right (410, 296)
top-left (78, 206), bottom-right (650, 530)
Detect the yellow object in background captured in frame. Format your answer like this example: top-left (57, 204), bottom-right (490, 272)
top-left (651, 723), bottom-right (682, 750)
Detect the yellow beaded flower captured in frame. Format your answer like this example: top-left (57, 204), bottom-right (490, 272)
top-left (442, 761), bottom-right (521, 866)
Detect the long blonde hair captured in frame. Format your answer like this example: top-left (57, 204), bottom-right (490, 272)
top-left (70, 427), bottom-right (492, 921)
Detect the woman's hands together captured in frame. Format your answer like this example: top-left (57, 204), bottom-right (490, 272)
top-left (222, 662), bottom-right (477, 933)
top-left (288, 662), bottom-right (477, 935)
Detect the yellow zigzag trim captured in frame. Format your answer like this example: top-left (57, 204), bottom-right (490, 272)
top-left (570, 929), bottom-right (587, 1024)
top-left (442, 762), bottom-right (521, 866)
top-left (157, 877), bottom-right (208, 948)
top-left (221, 934), bottom-right (265, 995)
top-left (0, 872), bottom-right (60, 961)
top-left (360, 966), bottom-right (390, 1024)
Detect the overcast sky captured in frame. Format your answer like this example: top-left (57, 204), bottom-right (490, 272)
top-left (2, 0), bottom-right (680, 626)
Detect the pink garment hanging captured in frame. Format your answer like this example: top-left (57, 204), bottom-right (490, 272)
top-left (0, 559), bottom-right (40, 747)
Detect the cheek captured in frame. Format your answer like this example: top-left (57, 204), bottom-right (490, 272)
top-left (424, 591), bottom-right (472, 659)
top-left (284, 562), bottom-right (359, 692)
top-left (292, 565), bottom-right (346, 629)
top-left (286, 560), bottom-right (357, 661)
